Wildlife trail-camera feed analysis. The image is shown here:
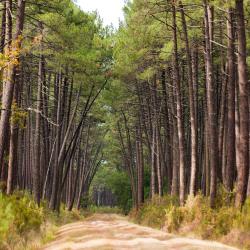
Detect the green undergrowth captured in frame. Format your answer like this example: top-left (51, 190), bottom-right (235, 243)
top-left (0, 192), bottom-right (43, 249)
top-left (0, 192), bottom-right (86, 250)
top-left (130, 188), bottom-right (250, 250)
top-left (87, 205), bottom-right (123, 214)
top-left (130, 195), bottom-right (179, 229)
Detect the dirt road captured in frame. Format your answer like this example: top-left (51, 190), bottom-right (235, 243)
top-left (43, 214), bottom-right (238, 250)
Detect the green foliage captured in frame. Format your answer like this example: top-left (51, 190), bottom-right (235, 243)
top-left (178, 195), bottom-right (234, 239)
top-left (0, 194), bottom-right (14, 242)
top-left (41, 225), bottom-right (58, 245)
top-left (131, 192), bottom-right (250, 249)
top-left (0, 181), bottom-right (7, 193)
top-left (131, 195), bottom-right (179, 229)
top-left (10, 102), bottom-right (28, 129)
top-left (33, 205), bottom-right (86, 249)
top-left (165, 205), bottom-right (185, 232)
top-left (137, 67), bottom-right (156, 81)
top-left (45, 204), bottom-right (84, 226)
top-left (234, 198), bottom-right (250, 231)
top-left (0, 192), bottom-right (88, 249)
top-left (0, 192), bottom-right (44, 248)
top-left (159, 41), bottom-right (174, 61)
top-left (87, 206), bottom-right (123, 214)
top-left (163, 193), bottom-right (246, 239)
top-left (91, 165), bottom-right (132, 213)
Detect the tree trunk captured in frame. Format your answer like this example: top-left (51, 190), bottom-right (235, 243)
top-left (172, 1), bottom-right (185, 205)
top-left (235, 0), bottom-right (249, 208)
top-left (204, 0), bottom-right (218, 208)
top-left (33, 50), bottom-right (44, 205)
top-left (179, 2), bottom-right (197, 196)
top-left (0, 0), bottom-right (6, 53)
top-left (136, 116), bottom-right (144, 205)
top-left (225, 8), bottom-right (235, 192)
top-left (7, 80), bottom-right (19, 194)
top-left (0, 0), bottom-right (25, 180)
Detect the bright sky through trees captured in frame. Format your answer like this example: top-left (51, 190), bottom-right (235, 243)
top-left (76, 0), bottom-right (125, 27)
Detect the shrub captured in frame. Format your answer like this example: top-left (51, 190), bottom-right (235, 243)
top-left (131, 195), bottom-right (179, 229)
top-left (235, 198), bottom-right (250, 232)
top-left (0, 193), bottom-right (14, 243)
top-left (165, 205), bottom-right (185, 232)
top-left (88, 205), bottom-right (123, 214)
top-left (0, 192), bottom-right (44, 249)
top-left (164, 194), bottom-right (238, 239)
top-left (0, 192), bottom-right (90, 249)
top-left (131, 191), bottom-right (250, 249)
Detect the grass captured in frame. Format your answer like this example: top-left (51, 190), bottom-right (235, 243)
top-left (0, 192), bottom-right (44, 249)
top-left (87, 205), bottom-right (123, 214)
top-left (0, 192), bottom-right (87, 250)
top-left (130, 189), bottom-right (250, 250)
top-left (2, 188), bottom-right (249, 249)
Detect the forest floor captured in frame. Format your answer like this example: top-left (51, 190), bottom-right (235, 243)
top-left (42, 214), bottom-right (238, 250)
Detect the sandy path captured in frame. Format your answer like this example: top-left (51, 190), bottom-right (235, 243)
top-left (43, 214), bottom-right (238, 250)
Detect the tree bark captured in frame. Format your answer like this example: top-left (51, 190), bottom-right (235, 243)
top-left (179, 2), bottom-right (197, 197)
top-left (0, 0), bottom-right (25, 180)
top-left (235, 0), bottom-right (249, 208)
top-left (33, 49), bottom-right (44, 205)
top-left (0, 0), bottom-right (6, 53)
top-left (225, 8), bottom-right (235, 192)
top-left (204, 0), bottom-right (218, 208)
top-left (172, 1), bottom-right (185, 205)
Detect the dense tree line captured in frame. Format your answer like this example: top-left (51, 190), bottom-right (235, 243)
top-left (1, 0), bottom-right (250, 214)
top-left (104, 0), bottom-right (250, 210)
top-left (0, 0), bottom-right (111, 211)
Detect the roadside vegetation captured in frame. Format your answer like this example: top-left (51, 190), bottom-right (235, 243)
top-left (0, 192), bottom-right (84, 250)
top-left (0, 0), bottom-right (250, 249)
top-left (87, 205), bottom-right (123, 215)
top-left (130, 188), bottom-right (250, 249)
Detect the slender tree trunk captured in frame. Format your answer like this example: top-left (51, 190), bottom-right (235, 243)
top-left (204, 0), bottom-right (218, 208)
top-left (179, 2), bottom-right (197, 196)
top-left (235, 0), bottom-right (249, 208)
top-left (76, 125), bottom-right (90, 209)
top-left (161, 71), bottom-right (172, 192)
top-left (50, 72), bottom-right (62, 210)
top-left (170, 74), bottom-right (179, 197)
top-left (225, 8), bottom-right (236, 192)
top-left (7, 80), bottom-right (19, 194)
top-left (0, 0), bottom-right (6, 53)
top-left (0, 0), bottom-right (25, 180)
top-left (33, 51), bottom-right (44, 205)
top-left (0, 0), bottom-right (12, 179)
top-left (151, 125), bottom-right (156, 197)
top-left (219, 66), bottom-right (228, 185)
top-left (136, 116), bottom-right (144, 205)
top-left (172, 1), bottom-right (185, 205)
top-left (156, 125), bottom-right (163, 196)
